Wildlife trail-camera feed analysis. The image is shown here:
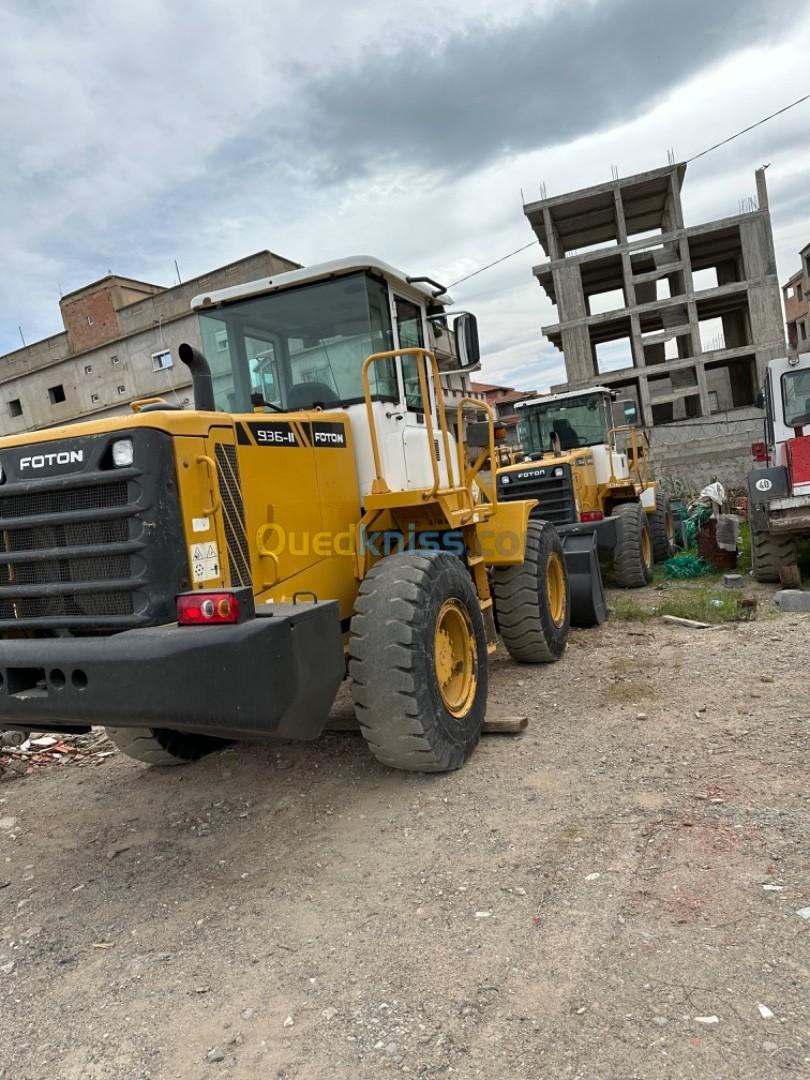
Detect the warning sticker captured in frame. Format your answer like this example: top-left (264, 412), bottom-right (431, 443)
top-left (190, 541), bottom-right (220, 583)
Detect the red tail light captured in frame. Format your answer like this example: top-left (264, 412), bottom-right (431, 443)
top-left (751, 441), bottom-right (768, 463)
top-left (580, 510), bottom-right (604, 523)
top-left (177, 591), bottom-right (241, 625)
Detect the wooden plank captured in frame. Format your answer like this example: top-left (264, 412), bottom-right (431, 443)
top-left (661, 615), bottom-right (711, 629)
top-left (482, 713), bottom-right (528, 734)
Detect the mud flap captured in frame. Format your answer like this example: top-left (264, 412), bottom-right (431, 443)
top-left (562, 532), bottom-right (608, 628)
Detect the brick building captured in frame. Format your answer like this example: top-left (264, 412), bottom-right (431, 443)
top-left (1, 250), bottom-right (299, 435)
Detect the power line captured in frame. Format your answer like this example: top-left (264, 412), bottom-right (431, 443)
top-left (448, 91), bottom-right (810, 292)
top-left (448, 240), bottom-right (538, 289)
top-left (686, 91), bottom-right (810, 163)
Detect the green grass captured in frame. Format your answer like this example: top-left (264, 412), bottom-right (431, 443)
top-left (610, 583), bottom-right (746, 624)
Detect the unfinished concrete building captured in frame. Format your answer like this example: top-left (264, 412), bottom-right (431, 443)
top-left (524, 163), bottom-right (786, 485)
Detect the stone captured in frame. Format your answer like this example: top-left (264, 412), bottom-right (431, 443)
top-left (283, 1015), bottom-right (294, 1028)
top-left (0, 817), bottom-right (17, 831)
top-left (636, 713), bottom-right (648, 721)
top-left (206, 1047), bottom-right (225, 1063)
top-left (1, 960), bottom-right (16, 974)
top-left (723, 574), bottom-right (744, 589)
top-left (241, 1008), bottom-right (255, 1021)
top-left (322, 1007), bottom-right (338, 1021)
top-left (773, 589), bottom-right (810, 613)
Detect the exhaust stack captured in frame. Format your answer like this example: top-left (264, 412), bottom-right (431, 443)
top-left (178, 343), bottom-right (215, 412)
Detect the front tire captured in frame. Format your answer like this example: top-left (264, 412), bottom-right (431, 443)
top-left (493, 520), bottom-right (569, 662)
top-left (649, 488), bottom-right (675, 562)
top-left (349, 552), bottom-right (487, 773)
top-left (611, 502), bottom-right (654, 588)
top-left (105, 727), bottom-right (226, 767)
top-left (750, 518), bottom-right (797, 583)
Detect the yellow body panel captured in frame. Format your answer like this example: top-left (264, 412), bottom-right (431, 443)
top-left (476, 498), bottom-right (537, 566)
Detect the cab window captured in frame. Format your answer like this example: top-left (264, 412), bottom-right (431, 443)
top-left (395, 297), bottom-right (426, 411)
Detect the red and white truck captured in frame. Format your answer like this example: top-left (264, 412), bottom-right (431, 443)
top-left (748, 352), bottom-right (810, 582)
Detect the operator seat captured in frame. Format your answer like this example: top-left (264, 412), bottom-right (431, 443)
top-left (286, 381), bottom-right (339, 410)
top-left (552, 419), bottom-right (581, 450)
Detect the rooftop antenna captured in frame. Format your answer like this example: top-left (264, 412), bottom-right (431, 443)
top-left (539, 180), bottom-right (547, 199)
top-left (18, 325), bottom-right (25, 347)
top-left (667, 147), bottom-right (676, 165)
top-left (174, 259), bottom-right (182, 285)
top-left (610, 164), bottom-right (619, 180)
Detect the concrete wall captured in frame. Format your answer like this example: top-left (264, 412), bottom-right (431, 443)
top-left (649, 407), bottom-right (764, 491)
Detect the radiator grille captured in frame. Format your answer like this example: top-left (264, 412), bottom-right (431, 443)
top-left (498, 465), bottom-right (576, 527)
top-left (215, 443), bottom-right (251, 588)
top-left (0, 481), bottom-right (138, 624)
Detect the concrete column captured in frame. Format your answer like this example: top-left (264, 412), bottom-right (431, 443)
top-left (755, 167), bottom-right (769, 211)
top-left (686, 298), bottom-right (701, 357)
top-left (543, 208), bottom-right (561, 261)
top-left (630, 311), bottom-right (645, 368)
top-left (666, 171), bottom-right (685, 230)
top-left (638, 373), bottom-right (653, 425)
top-left (695, 361), bottom-right (711, 416)
top-left (554, 263), bottom-right (587, 322)
top-left (613, 188), bottom-right (628, 244)
top-left (561, 325), bottom-right (595, 382)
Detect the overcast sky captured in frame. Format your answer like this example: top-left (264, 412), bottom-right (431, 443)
top-left (2, 0), bottom-right (809, 391)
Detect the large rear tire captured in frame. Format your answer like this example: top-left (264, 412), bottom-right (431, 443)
top-left (649, 488), bottom-right (675, 562)
top-left (493, 520), bottom-right (569, 662)
top-left (750, 518), bottom-right (797, 583)
top-left (105, 727), bottom-right (227, 767)
top-left (611, 502), bottom-right (654, 588)
top-left (349, 552), bottom-right (487, 773)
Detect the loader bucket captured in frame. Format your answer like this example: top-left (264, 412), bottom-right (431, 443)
top-left (562, 531), bottom-right (608, 628)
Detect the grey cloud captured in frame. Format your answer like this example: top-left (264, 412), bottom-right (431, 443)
top-left (277, 0), bottom-right (786, 182)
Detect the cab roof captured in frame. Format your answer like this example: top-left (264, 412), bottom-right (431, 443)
top-left (515, 386), bottom-right (613, 410)
top-left (191, 256), bottom-right (453, 310)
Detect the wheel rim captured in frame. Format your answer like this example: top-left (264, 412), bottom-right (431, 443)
top-left (546, 550), bottom-right (566, 626)
top-left (641, 526), bottom-right (652, 569)
top-left (434, 598), bottom-right (478, 717)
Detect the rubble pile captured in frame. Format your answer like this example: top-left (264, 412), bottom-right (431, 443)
top-left (0, 730), bottom-right (115, 779)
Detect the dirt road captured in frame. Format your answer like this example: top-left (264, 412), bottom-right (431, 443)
top-left (1, 609), bottom-right (808, 1079)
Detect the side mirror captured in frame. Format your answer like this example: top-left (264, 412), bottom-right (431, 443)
top-left (453, 313), bottom-right (480, 368)
top-left (755, 391), bottom-right (766, 410)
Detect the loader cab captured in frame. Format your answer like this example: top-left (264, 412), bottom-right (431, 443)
top-left (191, 257), bottom-right (480, 498)
top-left (516, 389), bottom-right (614, 459)
top-left (193, 260), bottom-right (478, 417)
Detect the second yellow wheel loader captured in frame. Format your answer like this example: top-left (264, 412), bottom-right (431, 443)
top-left (0, 257), bottom-right (569, 774)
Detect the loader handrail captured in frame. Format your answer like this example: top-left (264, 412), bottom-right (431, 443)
top-left (607, 425), bottom-right (651, 488)
top-left (454, 397), bottom-right (498, 507)
top-left (361, 348), bottom-right (456, 497)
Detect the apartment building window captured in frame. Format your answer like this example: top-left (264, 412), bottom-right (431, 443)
top-left (48, 384), bottom-right (66, 404)
top-left (8, 398), bottom-right (22, 418)
top-left (84, 364), bottom-right (93, 374)
top-left (117, 385), bottom-right (126, 395)
top-left (152, 349), bottom-right (173, 371)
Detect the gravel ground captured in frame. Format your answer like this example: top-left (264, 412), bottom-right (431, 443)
top-left (0, 600), bottom-right (808, 1079)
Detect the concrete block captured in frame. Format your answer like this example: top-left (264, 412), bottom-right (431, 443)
top-left (773, 590), bottom-right (810, 612)
top-left (723, 574), bottom-right (744, 589)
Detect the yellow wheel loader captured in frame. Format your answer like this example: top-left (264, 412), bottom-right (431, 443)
top-left (496, 387), bottom-right (674, 625)
top-left (0, 258), bottom-right (569, 773)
